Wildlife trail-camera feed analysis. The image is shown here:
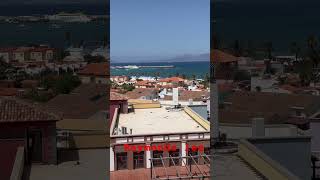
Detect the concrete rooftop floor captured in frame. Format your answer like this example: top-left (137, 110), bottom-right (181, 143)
top-left (117, 107), bottom-right (206, 135)
top-left (27, 149), bottom-right (108, 180)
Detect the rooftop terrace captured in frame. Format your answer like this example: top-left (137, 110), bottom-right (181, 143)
top-left (116, 106), bottom-right (206, 135)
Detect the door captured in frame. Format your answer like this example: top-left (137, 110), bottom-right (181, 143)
top-left (29, 130), bottom-right (43, 162)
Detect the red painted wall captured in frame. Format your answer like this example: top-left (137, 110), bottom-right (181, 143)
top-left (0, 140), bottom-right (24, 180)
top-left (0, 121), bottom-right (56, 164)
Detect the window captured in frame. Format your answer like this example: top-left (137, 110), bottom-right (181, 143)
top-left (187, 149), bottom-right (198, 165)
top-left (152, 151), bottom-right (163, 167)
top-left (133, 151), bottom-right (144, 169)
top-left (169, 149), bottom-right (180, 166)
top-left (116, 152), bottom-right (127, 170)
top-left (203, 147), bottom-right (210, 164)
top-left (90, 76), bottom-right (95, 82)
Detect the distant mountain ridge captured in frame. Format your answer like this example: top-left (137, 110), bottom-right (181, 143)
top-left (112, 53), bottom-right (209, 63)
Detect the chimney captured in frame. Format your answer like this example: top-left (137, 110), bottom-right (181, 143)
top-left (172, 88), bottom-right (179, 106)
top-left (188, 99), bottom-right (193, 105)
top-left (252, 118), bottom-right (265, 137)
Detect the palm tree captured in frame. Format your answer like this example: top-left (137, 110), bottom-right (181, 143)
top-left (233, 39), bottom-right (242, 57)
top-left (307, 35), bottom-right (320, 67)
top-left (65, 31), bottom-right (72, 47)
top-left (264, 41), bottom-right (273, 74)
top-left (265, 41), bottom-right (273, 60)
top-left (290, 41), bottom-right (301, 61)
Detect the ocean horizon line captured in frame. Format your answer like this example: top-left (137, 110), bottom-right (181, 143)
top-left (111, 60), bottom-right (209, 64)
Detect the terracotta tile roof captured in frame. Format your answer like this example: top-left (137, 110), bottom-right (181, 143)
top-left (110, 92), bottom-right (128, 101)
top-left (211, 49), bottom-right (238, 63)
top-left (125, 88), bottom-right (158, 99)
top-left (78, 62), bottom-right (109, 77)
top-left (0, 88), bottom-right (19, 96)
top-left (159, 77), bottom-right (185, 83)
top-left (0, 98), bottom-right (60, 123)
top-left (30, 47), bottom-right (55, 52)
top-left (279, 85), bottom-right (300, 93)
top-left (44, 83), bottom-right (107, 119)
top-left (135, 80), bottom-right (152, 86)
top-left (164, 90), bottom-right (209, 101)
top-left (219, 91), bottom-right (320, 124)
top-left (0, 48), bottom-right (17, 52)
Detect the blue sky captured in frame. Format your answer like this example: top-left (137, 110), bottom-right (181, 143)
top-left (111, 0), bottom-right (210, 62)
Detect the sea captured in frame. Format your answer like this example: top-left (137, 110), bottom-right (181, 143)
top-left (213, 0), bottom-right (320, 54)
top-left (111, 61), bottom-right (209, 79)
top-left (0, 3), bottom-right (108, 48)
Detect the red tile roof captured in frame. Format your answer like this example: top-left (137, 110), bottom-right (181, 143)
top-left (44, 83), bottom-right (107, 119)
top-left (211, 49), bottom-right (238, 63)
top-left (164, 90), bottom-right (209, 101)
top-left (219, 91), bottom-right (320, 124)
top-left (159, 77), bottom-right (185, 83)
top-left (125, 88), bottom-right (158, 99)
top-left (0, 88), bottom-right (19, 96)
top-left (0, 98), bottom-right (60, 123)
top-left (110, 92), bottom-right (128, 101)
top-left (0, 48), bottom-right (17, 52)
top-left (78, 62), bottom-right (109, 77)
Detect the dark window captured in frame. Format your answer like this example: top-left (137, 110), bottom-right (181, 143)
top-left (169, 149), bottom-right (180, 166)
top-left (203, 147), bottom-right (210, 164)
top-left (152, 151), bottom-right (163, 167)
top-left (188, 149), bottom-right (198, 165)
top-left (116, 152), bottom-right (127, 170)
top-left (90, 76), bottom-right (95, 82)
top-left (134, 151), bottom-right (144, 169)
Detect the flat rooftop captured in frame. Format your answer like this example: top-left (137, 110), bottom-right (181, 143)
top-left (212, 154), bottom-right (262, 179)
top-left (116, 106), bottom-right (206, 135)
top-left (28, 149), bottom-right (107, 180)
top-left (189, 105), bottom-right (208, 120)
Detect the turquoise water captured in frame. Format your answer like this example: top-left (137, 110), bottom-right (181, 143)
top-left (111, 61), bottom-right (209, 79)
top-left (213, 1), bottom-right (320, 53)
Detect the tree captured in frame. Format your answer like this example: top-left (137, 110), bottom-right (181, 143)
top-left (233, 70), bottom-right (250, 81)
top-left (192, 74), bottom-right (196, 80)
top-left (307, 35), bottom-right (320, 67)
top-left (298, 59), bottom-right (313, 86)
top-left (264, 41), bottom-right (274, 74)
top-left (0, 57), bottom-right (15, 80)
top-left (265, 41), bottom-right (274, 60)
top-left (233, 40), bottom-right (242, 57)
top-left (84, 54), bottom-right (106, 63)
top-left (65, 31), bottom-right (72, 47)
top-left (290, 41), bottom-right (301, 61)
top-left (255, 86), bottom-right (261, 92)
top-left (121, 84), bottom-right (135, 92)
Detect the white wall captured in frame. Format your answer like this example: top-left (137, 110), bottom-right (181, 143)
top-left (220, 124), bottom-right (298, 139)
top-left (159, 100), bottom-right (205, 106)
